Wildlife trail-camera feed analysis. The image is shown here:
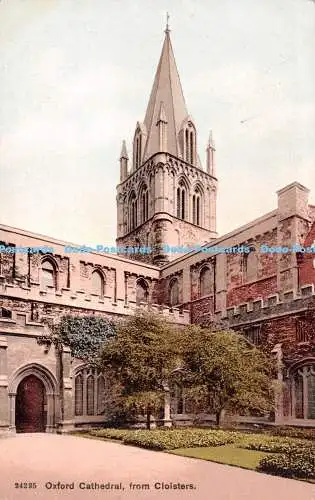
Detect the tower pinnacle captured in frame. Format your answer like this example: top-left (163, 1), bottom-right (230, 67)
top-left (165, 12), bottom-right (170, 34)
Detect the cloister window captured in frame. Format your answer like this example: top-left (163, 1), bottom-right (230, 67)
top-left (291, 364), bottom-right (315, 419)
top-left (91, 270), bottom-right (105, 297)
top-left (141, 186), bottom-right (149, 223)
top-left (129, 191), bottom-right (137, 231)
top-left (243, 248), bottom-right (258, 282)
top-left (176, 181), bottom-right (186, 220)
top-left (74, 367), bottom-right (106, 417)
top-left (193, 187), bottom-right (202, 226)
top-left (41, 259), bottom-right (56, 289)
top-left (199, 266), bottom-right (211, 297)
top-left (169, 278), bottom-right (179, 306)
top-left (172, 383), bottom-right (184, 414)
top-left (136, 278), bottom-right (149, 305)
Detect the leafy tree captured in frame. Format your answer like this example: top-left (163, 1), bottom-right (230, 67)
top-left (99, 310), bottom-right (181, 429)
top-left (180, 325), bottom-right (275, 427)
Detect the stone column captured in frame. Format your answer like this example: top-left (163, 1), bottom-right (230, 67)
top-left (58, 346), bottom-right (74, 433)
top-left (163, 382), bottom-right (172, 428)
top-left (0, 336), bottom-right (9, 433)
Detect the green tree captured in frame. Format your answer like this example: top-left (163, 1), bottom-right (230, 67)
top-left (99, 311), bottom-right (181, 429)
top-left (180, 325), bottom-right (274, 427)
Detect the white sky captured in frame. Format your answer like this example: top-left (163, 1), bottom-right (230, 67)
top-left (1, 0), bottom-right (315, 246)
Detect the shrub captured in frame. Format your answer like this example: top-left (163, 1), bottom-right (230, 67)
top-left (258, 448), bottom-right (315, 480)
top-left (89, 428), bottom-right (240, 450)
top-left (90, 429), bottom-right (131, 441)
top-left (269, 426), bottom-right (315, 441)
top-left (241, 435), bottom-right (313, 454)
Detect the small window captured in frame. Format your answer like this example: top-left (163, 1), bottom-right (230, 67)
top-left (41, 259), bottom-right (56, 289)
top-left (169, 278), bottom-right (179, 306)
top-left (243, 249), bottom-right (258, 282)
top-left (199, 267), bottom-right (211, 297)
top-left (92, 270), bottom-right (105, 297)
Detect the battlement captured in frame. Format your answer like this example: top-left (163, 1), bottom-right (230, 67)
top-left (216, 284), bottom-right (315, 326)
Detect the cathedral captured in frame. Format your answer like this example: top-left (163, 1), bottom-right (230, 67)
top-left (0, 27), bottom-right (314, 434)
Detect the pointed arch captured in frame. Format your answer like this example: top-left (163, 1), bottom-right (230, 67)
top-left (176, 176), bottom-right (189, 221)
top-left (192, 183), bottom-right (203, 226)
top-left (128, 190), bottom-right (137, 231)
top-left (139, 183), bottom-right (149, 224)
top-left (179, 118), bottom-right (196, 165)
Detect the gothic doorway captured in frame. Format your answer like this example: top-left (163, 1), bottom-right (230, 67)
top-left (15, 375), bottom-right (47, 433)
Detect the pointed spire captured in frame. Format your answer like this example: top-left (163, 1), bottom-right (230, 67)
top-left (142, 28), bottom-right (189, 160)
top-left (120, 140), bottom-right (128, 159)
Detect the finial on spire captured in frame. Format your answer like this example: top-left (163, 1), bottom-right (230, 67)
top-left (165, 12), bottom-right (170, 34)
top-left (208, 130), bottom-right (215, 149)
top-left (120, 140), bottom-right (128, 159)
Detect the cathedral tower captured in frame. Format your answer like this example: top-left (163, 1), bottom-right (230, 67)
top-left (116, 25), bottom-right (218, 265)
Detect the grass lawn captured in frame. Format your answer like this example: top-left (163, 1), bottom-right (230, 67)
top-left (170, 444), bottom-right (270, 471)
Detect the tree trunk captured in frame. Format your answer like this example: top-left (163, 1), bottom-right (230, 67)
top-left (216, 408), bottom-right (225, 428)
top-left (146, 406), bottom-right (151, 430)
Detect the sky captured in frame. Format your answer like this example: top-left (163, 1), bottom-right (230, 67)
top-left (0, 0), bottom-right (315, 246)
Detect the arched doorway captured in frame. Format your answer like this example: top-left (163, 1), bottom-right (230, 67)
top-left (16, 375), bottom-right (47, 433)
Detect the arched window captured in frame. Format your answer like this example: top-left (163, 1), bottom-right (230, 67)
top-left (199, 266), bottom-right (212, 297)
top-left (129, 191), bottom-right (137, 231)
top-left (169, 278), bottom-right (179, 306)
top-left (74, 374), bottom-right (83, 416)
top-left (136, 278), bottom-right (149, 305)
top-left (134, 131), bottom-right (142, 170)
top-left (91, 270), bottom-right (105, 297)
top-left (41, 259), bottom-right (56, 289)
top-left (176, 180), bottom-right (186, 220)
top-left (183, 123), bottom-right (195, 165)
top-left (74, 367), bottom-right (106, 417)
top-left (193, 186), bottom-right (202, 226)
top-left (243, 248), bottom-right (258, 282)
top-left (291, 363), bottom-right (315, 419)
top-left (141, 185), bottom-right (149, 223)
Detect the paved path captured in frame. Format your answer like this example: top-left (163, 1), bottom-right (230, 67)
top-left (0, 434), bottom-right (314, 500)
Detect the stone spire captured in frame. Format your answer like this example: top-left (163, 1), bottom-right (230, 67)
top-left (142, 28), bottom-right (189, 161)
top-left (120, 140), bottom-right (129, 181)
top-left (206, 131), bottom-right (215, 176)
